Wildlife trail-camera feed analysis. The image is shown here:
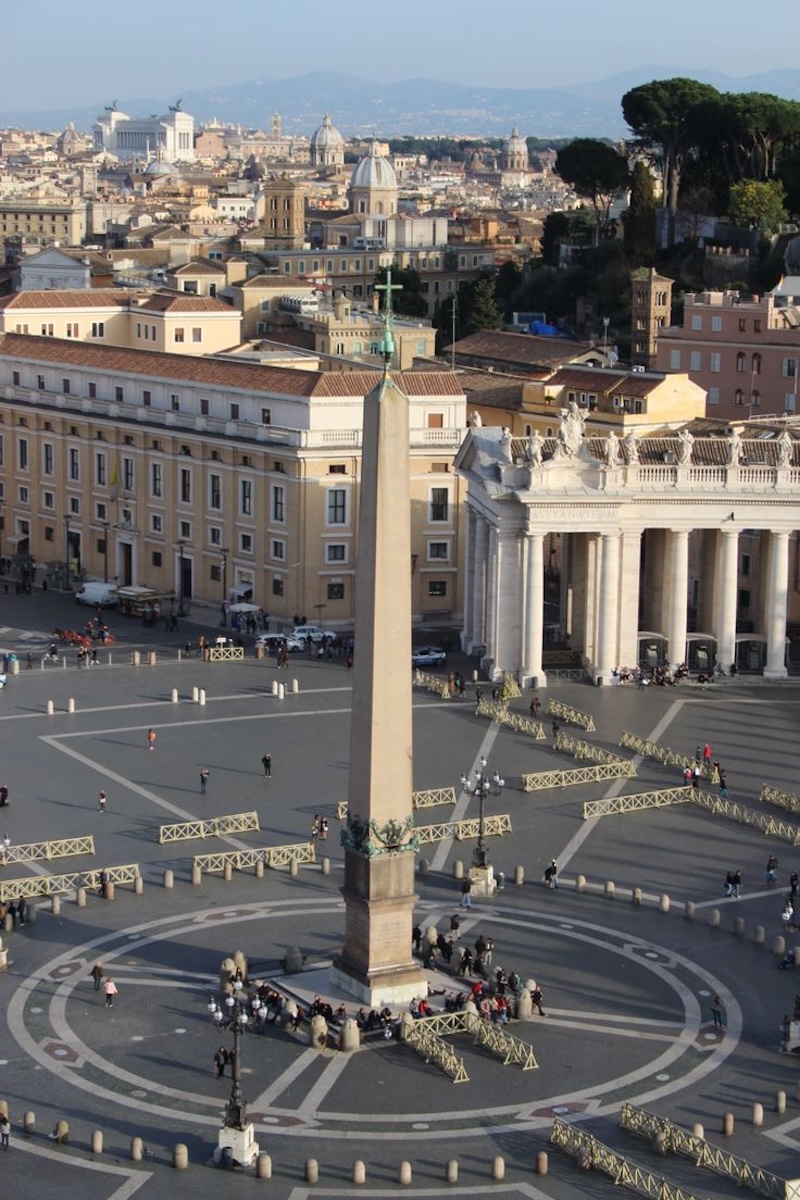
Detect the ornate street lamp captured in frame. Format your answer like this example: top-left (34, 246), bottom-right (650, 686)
top-left (208, 980), bottom-right (261, 1166)
top-left (460, 756), bottom-right (505, 869)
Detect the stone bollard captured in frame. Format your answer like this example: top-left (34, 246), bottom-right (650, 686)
top-left (446, 1158), bottom-right (458, 1183)
top-left (164, 869), bottom-right (174, 889)
top-left (255, 646), bottom-right (263, 660)
top-left (171, 688), bottom-right (178, 704)
top-left (91, 1129), bottom-right (103, 1155)
top-left (148, 651), bottom-right (156, 666)
top-left (515, 987), bottom-right (533, 1021)
top-left (776, 1090), bottom-right (787, 1114)
top-left (67, 697), bottom-right (76, 713)
top-left (131, 651), bottom-right (140, 667)
top-left (290, 858), bottom-right (299, 877)
top-left (131, 1137), bottom-right (144, 1161)
top-left (256, 1153), bottom-right (272, 1180)
top-left (233, 950), bottom-right (248, 976)
top-left (710, 908), bottom-right (721, 929)
top-left (278, 683), bottom-right (285, 701)
top-left (104, 881), bottom-right (115, 902)
top-left (173, 1143), bottom-right (188, 1169)
top-left (2, 914), bottom-right (10, 934)
top-left (659, 894), bottom-right (670, 913)
top-left (198, 689), bottom-right (206, 706)
top-left (418, 857), bottom-right (430, 876)
top-left (52, 895), bottom-right (61, 916)
top-left (255, 860), bottom-right (264, 879)
top-left (283, 946), bottom-right (302, 974)
top-left (46, 700), bottom-right (54, 716)
top-left (310, 1014), bottom-right (328, 1051)
top-left (191, 686), bottom-right (199, 703)
top-left (76, 887), bottom-right (87, 908)
top-left (492, 1156), bottom-right (505, 1180)
top-left (684, 901), bottom-right (695, 920)
top-left (191, 863), bottom-right (201, 886)
top-left (605, 880), bottom-right (615, 899)
top-left (398, 1161), bottom-right (412, 1185)
top-left (576, 874), bottom-right (586, 892)
top-left (271, 680), bottom-right (278, 696)
top-left (305, 1159), bottom-right (319, 1183)
top-left (291, 679), bottom-right (299, 694)
top-left (692, 1123), bottom-right (704, 1140)
top-left (10, 659), bottom-right (19, 676)
top-left (24, 1111), bottom-right (35, 1136)
top-left (321, 857), bottom-right (330, 876)
top-left (752, 1102), bottom-right (764, 1127)
top-left (722, 1112), bottom-right (734, 1136)
top-left (223, 862), bottom-right (232, 882)
top-left (536, 1150), bottom-right (549, 1176)
top-left (774, 935), bottom-right (786, 957)
top-left (734, 917), bottom-right (745, 938)
top-left (55, 1120), bottom-right (69, 1144)
top-left (352, 1160), bottom-right (365, 1185)
top-left (514, 864), bottom-right (524, 886)
top-left (453, 860), bottom-right (464, 880)
top-left (340, 1018), bottom-right (360, 1052)
top-left (632, 887), bottom-right (642, 906)
top-left (134, 875), bottom-right (144, 896)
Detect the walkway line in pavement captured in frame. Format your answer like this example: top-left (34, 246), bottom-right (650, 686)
top-left (296, 1050), bottom-right (353, 1117)
top-left (429, 722), bottom-right (500, 873)
top-left (285, 1186), bottom-right (552, 1199)
top-left (4, 1137), bottom-right (151, 1198)
top-left (249, 1046), bottom-right (321, 1110)
top-left (557, 697), bottom-right (686, 874)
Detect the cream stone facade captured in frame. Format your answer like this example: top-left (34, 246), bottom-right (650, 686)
top-left (0, 335), bottom-right (466, 624)
top-left (456, 413), bottom-right (800, 683)
top-left (92, 106), bottom-right (195, 162)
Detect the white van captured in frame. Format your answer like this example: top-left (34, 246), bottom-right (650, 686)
top-left (75, 582), bottom-right (118, 608)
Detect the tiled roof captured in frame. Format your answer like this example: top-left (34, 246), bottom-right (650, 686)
top-left (0, 333), bottom-right (465, 400)
top-left (546, 367), bottom-right (663, 398)
top-left (238, 275), bottom-right (311, 290)
top-left (453, 330), bottom-right (595, 370)
top-left (137, 293), bottom-right (236, 314)
top-left (169, 259), bottom-right (227, 276)
top-left (0, 289), bottom-right (131, 310)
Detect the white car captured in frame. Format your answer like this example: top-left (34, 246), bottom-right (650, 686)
top-left (291, 625), bottom-right (337, 644)
top-left (256, 633), bottom-right (303, 653)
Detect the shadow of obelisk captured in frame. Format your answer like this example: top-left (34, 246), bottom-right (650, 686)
top-left (330, 272), bottom-right (427, 1007)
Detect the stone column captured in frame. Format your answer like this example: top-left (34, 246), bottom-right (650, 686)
top-left (484, 525), bottom-right (499, 667)
top-left (714, 528), bottom-right (739, 673)
top-left (595, 532), bottom-right (621, 682)
top-left (461, 508), bottom-right (476, 650)
top-left (617, 529), bottom-right (642, 669)
top-left (764, 530), bottom-right (789, 678)
top-left (469, 517), bottom-right (489, 654)
top-left (666, 530), bottom-right (689, 671)
top-left (584, 534), bottom-right (599, 666)
top-left (522, 530), bottom-right (546, 687)
top-left (493, 532), bottom-right (521, 677)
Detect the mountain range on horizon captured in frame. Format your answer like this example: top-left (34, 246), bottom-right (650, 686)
top-left (2, 66), bottom-right (800, 141)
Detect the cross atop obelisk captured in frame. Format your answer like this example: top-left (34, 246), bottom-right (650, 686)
top-left (331, 269), bottom-right (426, 1006)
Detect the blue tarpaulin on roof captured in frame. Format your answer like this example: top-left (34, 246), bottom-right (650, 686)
top-left (529, 320), bottom-right (560, 336)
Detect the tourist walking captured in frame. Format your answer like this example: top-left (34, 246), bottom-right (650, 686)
top-left (711, 995), bottom-right (724, 1029)
top-left (544, 859), bottom-right (559, 889)
top-left (460, 876), bottom-right (473, 909)
top-left (767, 855), bottom-right (779, 884)
top-left (310, 815), bottom-right (319, 843)
top-left (147, 729), bottom-right (156, 752)
top-left (0, 783), bottom-right (8, 807)
top-left (103, 978), bottom-right (119, 1008)
top-left (0, 1116), bottom-right (9, 1150)
top-left (91, 962), bottom-right (104, 991)
top-left (199, 768), bottom-right (209, 795)
top-left (213, 1046), bottom-right (227, 1078)
top-left (98, 790), bottom-right (107, 813)
top-left (261, 752), bottom-right (272, 779)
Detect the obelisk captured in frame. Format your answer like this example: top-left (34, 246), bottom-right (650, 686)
top-left (331, 273), bottom-right (427, 1006)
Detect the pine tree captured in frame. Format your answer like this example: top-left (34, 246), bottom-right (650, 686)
top-left (467, 277), bottom-right (503, 333)
top-left (624, 160), bottom-right (657, 267)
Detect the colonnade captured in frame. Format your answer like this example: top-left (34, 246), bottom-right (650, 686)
top-left (463, 509), bottom-right (792, 686)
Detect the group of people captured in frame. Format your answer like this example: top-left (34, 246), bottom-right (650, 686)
top-left (310, 815), bottom-right (329, 843)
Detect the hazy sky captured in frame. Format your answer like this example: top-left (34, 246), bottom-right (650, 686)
top-left (3, 0), bottom-right (798, 111)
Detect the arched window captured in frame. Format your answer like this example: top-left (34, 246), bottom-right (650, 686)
top-left (735, 389), bottom-right (744, 406)
top-left (752, 353), bottom-right (762, 375)
top-left (751, 390), bottom-right (761, 407)
top-left (736, 352), bottom-right (746, 373)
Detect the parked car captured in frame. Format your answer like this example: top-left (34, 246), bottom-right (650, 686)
top-left (75, 582), bottom-right (118, 607)
top-left (411, 645), bottom-right (447, 668)
top-left (256, 633), bottom-right (303, 653)
top-left (291, 625), bottom-right (337, 644)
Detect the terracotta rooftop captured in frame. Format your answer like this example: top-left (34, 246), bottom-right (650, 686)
top-left (546, 367), bottom-right (663, 397)
top-left (168, 259), bottom-right (227, 276)
top-left (453, 330), bottom-right (597, 371)
top-left (136, 293), bottom-right (236, 314)
top-left (0, 289), bottom-right (131, 310)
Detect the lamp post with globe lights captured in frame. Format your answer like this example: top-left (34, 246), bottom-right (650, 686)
top-left (208, 979), bottom-right (261, 1167)
top-left (460, 756), bottom-right (504, 885)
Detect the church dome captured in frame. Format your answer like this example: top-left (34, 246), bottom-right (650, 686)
top-left (311, 113), bottom-right (344, 152)
top-left (505, 125), bottom-right (527, 156)
top-left (350, 140), bottom-right (397, 190)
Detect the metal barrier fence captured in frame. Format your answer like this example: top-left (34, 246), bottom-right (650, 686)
top-left (0, 862), bottom-right (140, 903)
top-left (158, 811), bottom-right (259, 845)
top-left (620, 731), bottom-right (694, 770)
top-left (193, 842), bottom-right (316, 874)
top-left (421, 1011), bottom-right (537, 1069)
top-left (547, 698), bottom-right (596, 732)
top-left (0, 835), bottom-right (94, 865)
top-left (336, 788), bottom-right (457, 821)
top-left (583, 787), bottom-right (693, 820)
top-left (415, 814), bottom-right (512, 846)
top-left (207, 646), bottom-right (245, 662)
top-left (690, 791), bottom-right (800, 846)
top-left (476, 698), bottom-right (546, 740)
top-left (554, 731), bottom-right (625, 765)
top-left (413, 669), bottom-right (449, 698)
top-left (522, 762), bottom-right (636, 792)
top-left (401, 1016), bottom-right (469, 1083)
top-left (550, 1116), bottom-right (703, 1200)
top-left (619, 1103), bottom-right (791, 1200)
top-left (761, 783), bottom-right (800, 819)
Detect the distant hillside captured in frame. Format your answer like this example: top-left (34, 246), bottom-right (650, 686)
top-left (2, 67), bottom-right (799, 140)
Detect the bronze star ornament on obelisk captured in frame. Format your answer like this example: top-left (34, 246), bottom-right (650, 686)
top-left (331, 271), bottom-right (426, 1007)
